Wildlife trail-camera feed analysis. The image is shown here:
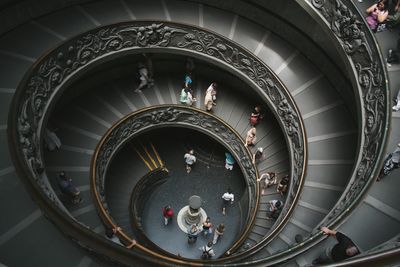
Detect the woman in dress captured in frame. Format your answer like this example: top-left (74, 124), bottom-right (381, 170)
top-left (245, 127), bottom-right (257, 147)
top-left (205, 82), bottom-right (217, 111)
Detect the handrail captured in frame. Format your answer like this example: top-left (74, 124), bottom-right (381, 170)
top-left (331, 234), bottom-right (400, 266)
top-left (300, 0), bottom-right (390, 240)
top-left (90, 105), bottom-right (259, 263)
top-left (3, 0), bottom-right (392, 265)
top-left (330, 247), bottom-right (400, 267)
top-left (226, 0), bottom-right (390, 265)
top-left (9, 20), bottom-right (306, 266)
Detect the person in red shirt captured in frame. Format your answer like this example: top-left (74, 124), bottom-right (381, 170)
top-left (250, 106), bottom-right (263, 126)
top-left (162, 205), bottom-right (174, 226)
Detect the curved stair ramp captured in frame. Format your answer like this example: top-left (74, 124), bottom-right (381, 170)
top-left (106, 140), bottom-right (165, 235)
top-left (0, 0), bottom-right (392, 266)
top-left (0, 6), bottom-right (340, 267)
top-left (44, 54), bottom-right (292, 241)
top-left (90, 105), bottom-right (262, 260)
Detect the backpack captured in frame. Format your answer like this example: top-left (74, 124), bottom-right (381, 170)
top-left (376, 23), bottom-right (386, 33)
top-left (201, 247), bottom-right (212, 259)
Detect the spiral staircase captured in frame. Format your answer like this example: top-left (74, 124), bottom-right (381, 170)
top-left (0, 0), bottom-right (399, 266)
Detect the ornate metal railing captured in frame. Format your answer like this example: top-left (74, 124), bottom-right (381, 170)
top-left (91, 105), bottom-right (257, 246)
top-left (8, 20), bottom-right (306, 265)
top-left (226, 0), bottom-right (390, 265)
top-left (363, 234), bottom-right (400, 255)
top-left (308, 0), bottom-right (390, 225)
top-left (91, 105), bottom-right (261, 262)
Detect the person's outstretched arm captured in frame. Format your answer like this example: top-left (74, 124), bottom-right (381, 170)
top-left (366, 4), bottom-right (378, 14)
top-left (321, 226), bottom-right (337, 236)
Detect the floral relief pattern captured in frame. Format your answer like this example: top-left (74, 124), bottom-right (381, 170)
top-left (12, 21), bottom-right (306, 249)
top-left (94, 106), bottom-right (257, 207)
top-left (311, 0), bottom-right (388, 224)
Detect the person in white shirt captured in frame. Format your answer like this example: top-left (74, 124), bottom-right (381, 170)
top-left (44, 128), bottom-right (61, 151)
top-left (184, 149), bottom-right (196, 173)
top-left (393, 90), bottom-right (400, 111)
top-left (134, 56), bottom-right (154, 93)
top-left (257, 172), bottom-right (277, 194)
top-left (186, 89), bottom-right (196, 106)
top-left (200, 241), bottom-right (215, 259)
top-left (221, 188), bottom-right (234, 215)
top-left (204, 82), bottom-right (217, 111)
top-left (134, 63), bottom-right (149, 93)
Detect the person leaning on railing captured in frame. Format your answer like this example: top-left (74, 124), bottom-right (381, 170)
top-left (105, 226), bottom-right (136, 248)
top-left (312, 227), bottom-right (360, 265)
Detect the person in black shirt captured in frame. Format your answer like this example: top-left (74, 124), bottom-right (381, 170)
top-left (312, 226), bottom-right (360, 265)
top-left (58, 171), bottom-right (82, 204)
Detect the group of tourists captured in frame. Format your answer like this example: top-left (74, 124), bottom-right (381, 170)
top-left (257, 172), bottom-right (289, 196)
top-left (161, 187), bottom-right (234, 259)
top-left (179, 76), bottom-right (217, 111)
top-left (129, 56), bottom-right (377, 265)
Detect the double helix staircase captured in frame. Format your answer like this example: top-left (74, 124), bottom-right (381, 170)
top-left (0, 0), bottom-right (398, 266)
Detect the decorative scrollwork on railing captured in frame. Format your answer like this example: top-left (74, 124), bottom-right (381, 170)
top-left (9, 21), bottom-right (306, 264)
top-left (92, 105), bottom-right (258, 254)
top-left (310, 0), bottom-right (389, 225)
top-left (94, 105), bottom-right (257, 210)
